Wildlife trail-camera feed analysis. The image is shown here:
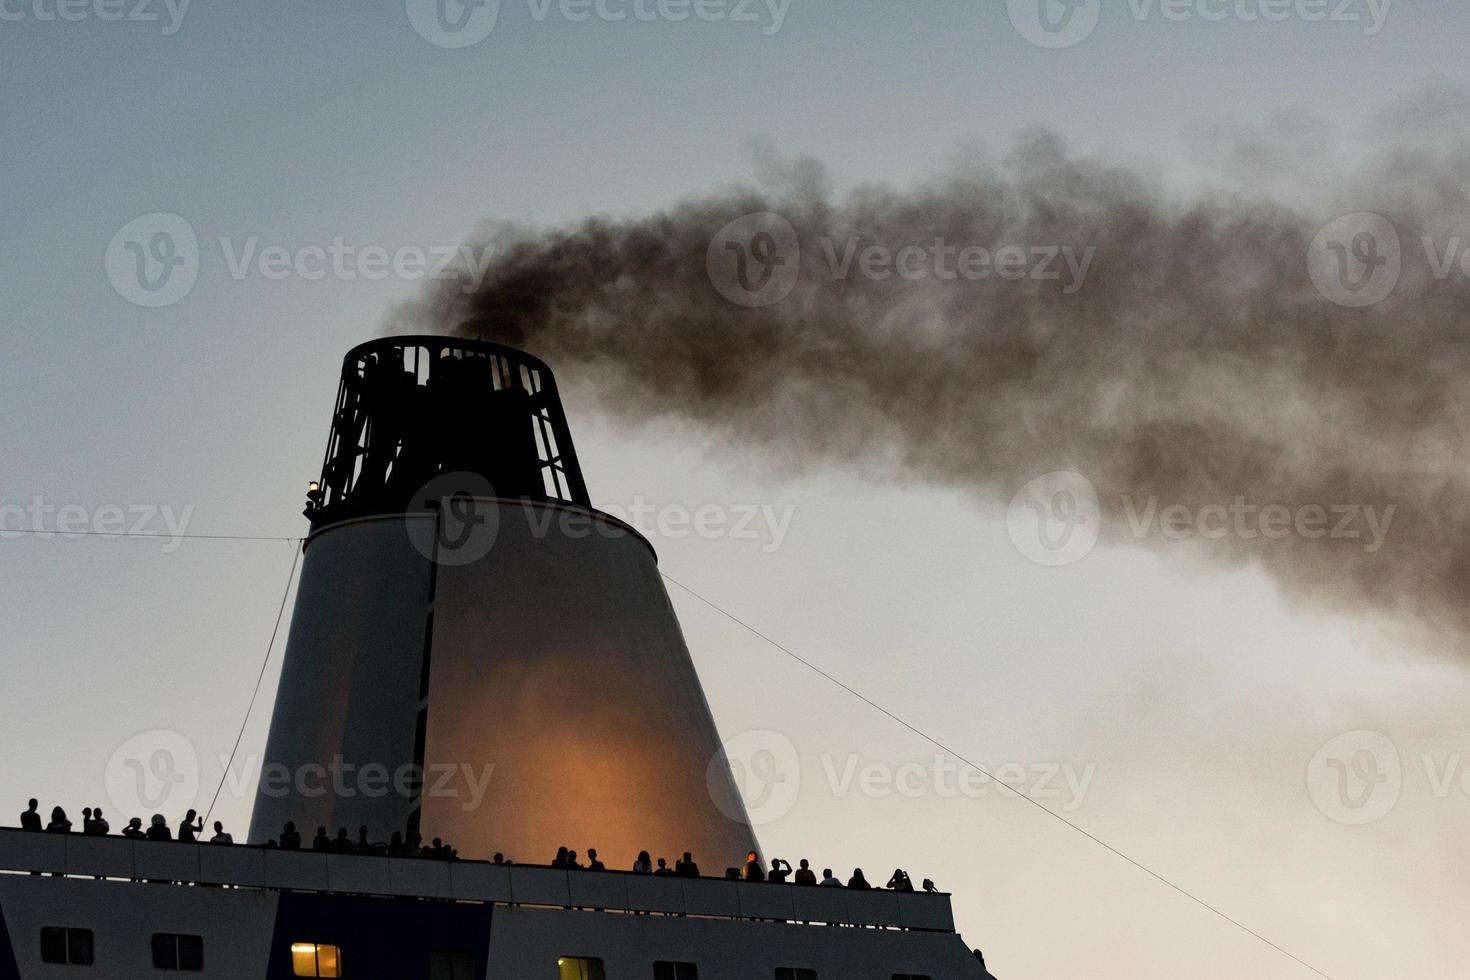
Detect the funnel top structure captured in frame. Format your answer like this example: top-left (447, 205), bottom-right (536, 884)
top-left (306, 336), bottom-right (590, 526)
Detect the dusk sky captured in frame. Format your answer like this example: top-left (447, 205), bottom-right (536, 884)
top-left (5, 3), bottom-right (1470, 978)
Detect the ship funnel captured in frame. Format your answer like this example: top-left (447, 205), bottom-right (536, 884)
top-left (251, 336), bottom-right (760, 869)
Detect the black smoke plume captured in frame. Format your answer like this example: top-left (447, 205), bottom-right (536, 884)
top-left (398, 87), bottom-right (1470, 654)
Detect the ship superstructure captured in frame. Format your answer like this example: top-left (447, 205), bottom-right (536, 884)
top-left (0, 337), bottom-right (998, 980)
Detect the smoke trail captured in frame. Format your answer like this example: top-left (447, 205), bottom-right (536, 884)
top-left (399, 88), bottom-right (1470, 653)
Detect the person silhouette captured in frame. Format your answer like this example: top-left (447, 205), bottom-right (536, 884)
top-left (279, 822), bottom-right (302, 850)
top-left (586, 848), bottom-right (605, 871)
top-left (388, 831), bottom-right (406, 856)
top-left (654, 858), bottom-right (673, 876)
top-left (122, 817), bottom-right (145, 840)
top-left (633, 850), bottom-right (652, 873)
top-left (178, 810), bottom-right (203, 843)
top-left (355, 826), bottom-right (373, 854)
top-left (565, 849), bottom-right (582, 870)
top-left (675, 852), bottom-right (700, 878)
top-left (20, 799), bottom-right (42, 832)
top-left (819, 868), bottom-right (842, 887)
top-left (742, 850), bottom-right (765, 882)
top-left (312, 827), bottom-right (330, 851)
top-left (145, 814), bottom-right (171, 841)
top-left (45, 807), bottom-right (71, 833)
top-left (331, 828), bottom-right (353, 853)
top-left (81, 808), bottom-right (94, 834)
top-left (209, 821), bottom-right (233, 845)
top-left (768, 858), bottom-right (792, 884)
top-left (794, 859), bottom-right (817, 886)
top-left (89, 807), bottom-right (109, 835)
top-left (886, 868), bottom-right (914, 892)
top-left (847, 868), bottom-right (872, 890)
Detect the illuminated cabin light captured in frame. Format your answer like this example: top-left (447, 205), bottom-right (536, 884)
top-left (559, 957), bottom-right (607, 980)
top-left (291, 943), bottom-right (342, 977)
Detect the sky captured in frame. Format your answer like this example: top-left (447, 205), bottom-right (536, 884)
top-left (3, 2), bottom-right (1470, 978)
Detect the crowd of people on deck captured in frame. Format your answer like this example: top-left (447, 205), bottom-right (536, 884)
top-left (14, 799), bottom-right (937, 893)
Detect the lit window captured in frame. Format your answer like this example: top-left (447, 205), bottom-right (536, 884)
top-left (430, 951), bottom-right (477, 980)
top-left (153, 933), bottom-right (204, 971)
top-left (775, 970), bottom-right (817, 980)
top-left (654, 963), bottom-right (699, 980)
top-left (292, 943), bottom-right (343, 977)
top-left (40, 927), bottom-right (94, 966)
top-left (559, 957), bottom-right (606, 980)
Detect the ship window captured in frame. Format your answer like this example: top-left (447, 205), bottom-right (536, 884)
top-left (292, 943), bottom-right (343, 977)
top-left (153, 933), bottom-right (204, 971)
top-left (430, 951), bottom-right (477, 980)
top-left (774, 971), bottom-right (817, 980)
top-left (40, 927), bottom-right (94, 965)
top-left (654, 963), bottom-right (699, 980)
top-left (558, 957), bottom-right (606, 980)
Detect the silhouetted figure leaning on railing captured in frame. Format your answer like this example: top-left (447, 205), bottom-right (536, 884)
top-left (768, 858), bottom-right (792, 883)
top-left (847, 868), bottom-right (872, 890)
top-left (674, 852), bottom-right (700, 878)
top-left (794, 859), bottom-right (817, 885)
top-left (279, 821), bottom-right (302, 850)
top-left (122, 818), bottom-right (145, 840)
top-left (743, 850), bottom-right (765, 882)
top-left (312, 827), bottom-right (330, 851)
top-left (886, 868), bottom-right (914, 892)
top-left (819, 868), bottom-right (842, 887)
top-left (209, 821), bottom-right (233, 845)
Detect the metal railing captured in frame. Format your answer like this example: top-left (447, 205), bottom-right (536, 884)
top-left (0, 829), bottom-right (954, 933)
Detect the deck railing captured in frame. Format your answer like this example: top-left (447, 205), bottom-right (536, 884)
top-left (0, 829), bottom-right (955, 933)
